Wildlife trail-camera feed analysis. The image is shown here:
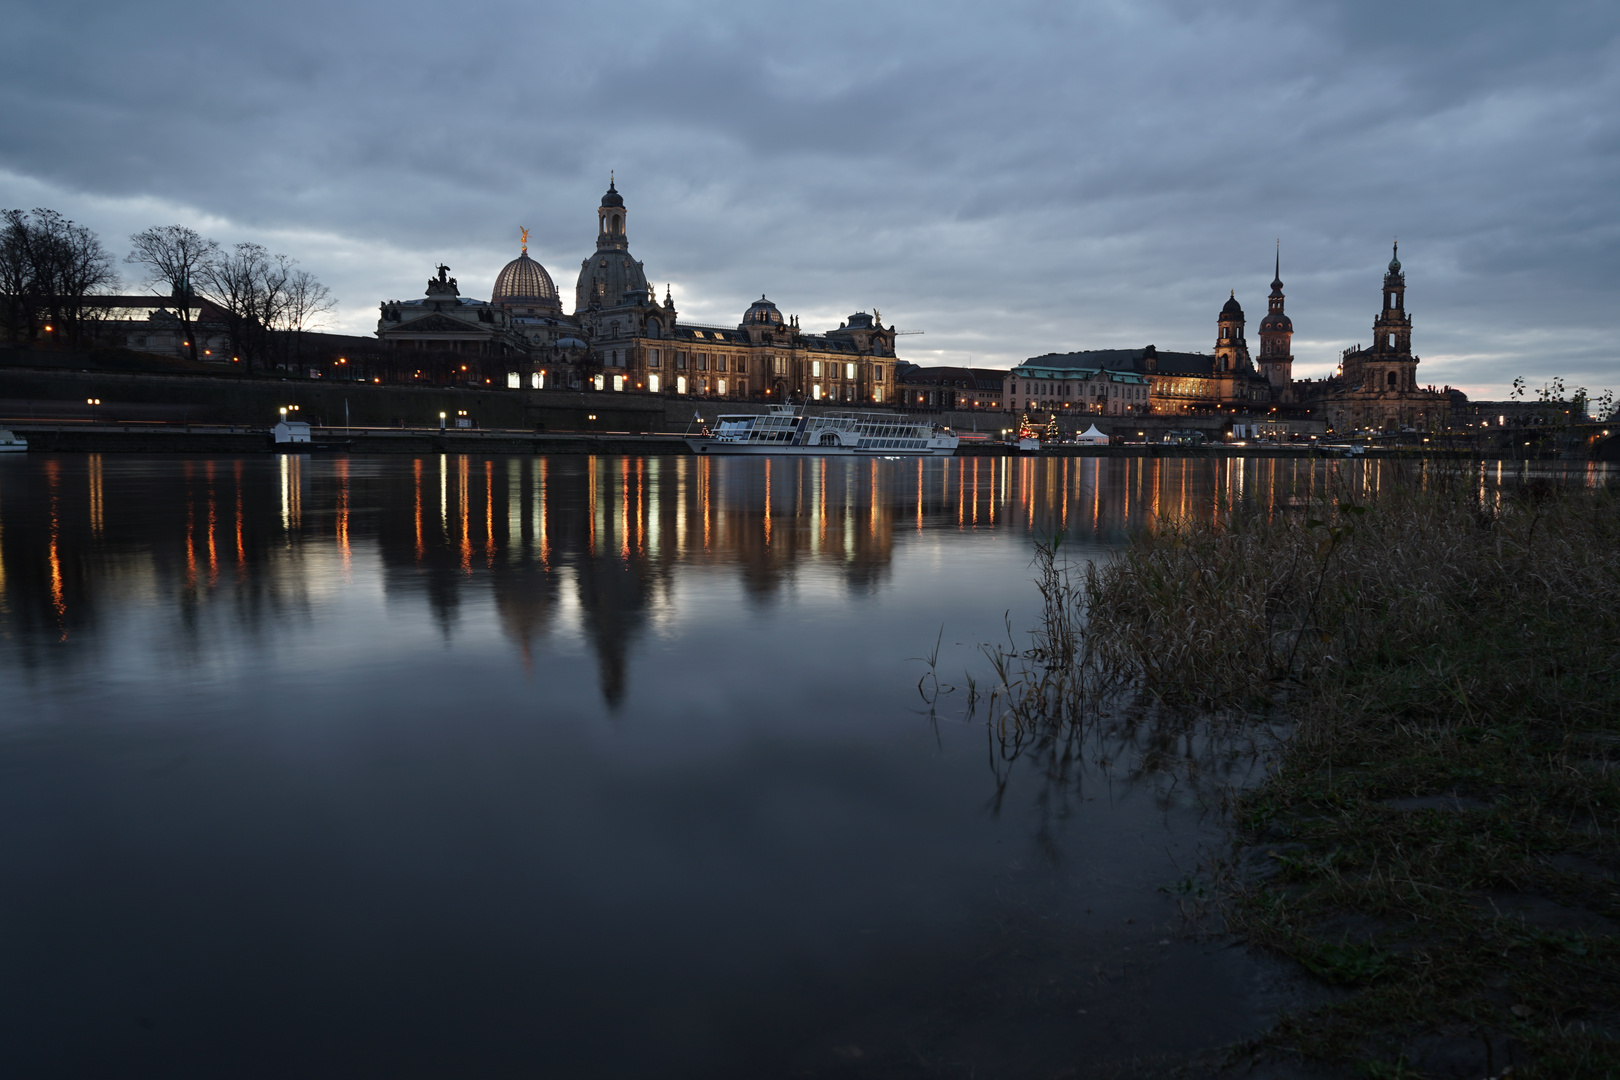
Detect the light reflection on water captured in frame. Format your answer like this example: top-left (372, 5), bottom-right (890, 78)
top-left (0, 452), bottom-right (1609, 1077)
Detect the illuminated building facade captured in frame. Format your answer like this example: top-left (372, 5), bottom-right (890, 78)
top-left (1004, 289), bottom-right (1274, 415)
top-left (379, 180), bottom-right (901, 401)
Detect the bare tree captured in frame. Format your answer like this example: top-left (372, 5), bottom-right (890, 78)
top-left (0, 213), bottom-right (29, 344)
top-left (0, 208), bottom-right (117, 347)
top-left (277, 267), bottom-right (335, 373)
top-left (195, 242), bottom-right (291, 373)
top-left (126, 225), bottom-right (218, 363)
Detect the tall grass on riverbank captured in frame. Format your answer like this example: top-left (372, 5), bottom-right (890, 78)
top-left (997, 468), bottom-right (1620, 1076)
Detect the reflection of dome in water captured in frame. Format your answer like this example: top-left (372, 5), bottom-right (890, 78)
top-left (493, 251), bottom-right (560, 312)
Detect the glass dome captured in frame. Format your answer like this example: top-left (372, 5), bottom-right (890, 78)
top-left (492, 252), bottom-right (560, 311)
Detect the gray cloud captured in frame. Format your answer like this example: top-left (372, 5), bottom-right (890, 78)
top-left (2, 0), bottom-right (1616, 399)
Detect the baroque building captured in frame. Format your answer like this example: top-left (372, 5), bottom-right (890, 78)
top-left (375, 179), bottom-right (900, 401)
top-left (376, 264), bottom-right (526, 380)
top-left (1003, 285), bottom-right (1275, 415)
top-left (1302, 243), bottom-right (1450, 432)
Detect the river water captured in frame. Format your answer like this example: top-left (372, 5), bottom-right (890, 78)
top-left (6, 452), bottom-right (1588, 1078)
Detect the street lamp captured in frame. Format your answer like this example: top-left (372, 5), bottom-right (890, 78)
top-left (439, 411), bottom-right (447, 432)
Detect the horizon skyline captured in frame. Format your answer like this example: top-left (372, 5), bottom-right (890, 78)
top-left (3, 0), bottom-right (1616, 403)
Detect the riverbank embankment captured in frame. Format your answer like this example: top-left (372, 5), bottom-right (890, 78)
top-left (4, 421), bottom-right (1580, 461)
top-left (1072, 469), bottom-right (1620, 1077)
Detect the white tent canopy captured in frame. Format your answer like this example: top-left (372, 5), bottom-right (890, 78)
top-left (1074, 424), bottom-right (1110, 445)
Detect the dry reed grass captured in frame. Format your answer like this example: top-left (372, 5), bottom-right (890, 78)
top-left (985, 466), bottom-right (1620, 1077)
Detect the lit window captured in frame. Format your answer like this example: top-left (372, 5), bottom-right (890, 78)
top-left (649, 374), bottom-right (661, 393)
top-left (531, 371), bottom-right (544, 389)
top-left (677, 375), bottom-right (687, 394)
top-left (813, 383), bottom-right (822, 400)
top-left (613, 375), bottom-right (624, 392)
top-left (507, 372), bottom-right (520, 389)
top-left (717, 378), bottom-right (727, 395)
top-left (812, 360), bottom-right (822, 377)
top-left (593, 374), bottom-right (604, 391)
top-left (845, 363), bottom-right (855, 380)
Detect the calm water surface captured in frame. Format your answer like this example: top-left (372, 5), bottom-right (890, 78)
top-left (4, 453), bottom-right (1583, 1078)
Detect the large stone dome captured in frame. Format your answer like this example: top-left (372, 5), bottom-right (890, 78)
top-left (575, 249), bottom-right (649, 313)
top-left (493, 251), bottom-right (560, 312)
top-left (1259, 310), bottom-right (1293, 333)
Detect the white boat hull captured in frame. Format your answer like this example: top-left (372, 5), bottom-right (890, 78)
top-left (686, 439), bottom-right (957, 457)
top-left (686, 406), bottom-right (960, 457)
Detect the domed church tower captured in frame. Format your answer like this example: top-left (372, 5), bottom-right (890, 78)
top-left (575, 175), bottom-right (652, 315)
top-left (1213, 292), bottom-right (1251, 373)
top-left (1257, 244), bottom-right (1294, 391)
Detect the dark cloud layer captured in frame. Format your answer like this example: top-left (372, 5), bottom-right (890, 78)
top-left (3, 0), bottom-right (1616, 398)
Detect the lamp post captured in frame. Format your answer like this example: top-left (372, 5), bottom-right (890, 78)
top-left (439, 411), bottom-right (447, 432)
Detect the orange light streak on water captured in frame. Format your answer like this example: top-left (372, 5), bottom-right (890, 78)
top-left (588, 457), bottom-right (598, 556)
top-left (870, 459), bottom-right (879, 540)
top-left (88, 454), bottom-right (103, 537)
top-left (338, 457), bottom-right (352, 573)
top-left (621, 460), bottom-right (632, 560)
top-left (458, 456), bottom-right (471, 574)
top-left (915, 458), bottom-right (923, 533)
top-left (701, 455), bottom-right (711, 550)
top-left (762, 457), bottom-right (771, 547)
top-left (46, 459), bottom-right (65, 634)
top-left (413, 459), bottom-right (423, 562)
top-left (1061, 457), bottom-right (1071, 532)
top-left (635, 458), bottom-right (646, 554)
top-left (485, 460), bottom-right (495, 567)
top-left (538, 458), bottom-right (550, 565)
top-left (184, 505), bottom-right (196, 592)
top-left (817, 458), bottom-right (827, 546)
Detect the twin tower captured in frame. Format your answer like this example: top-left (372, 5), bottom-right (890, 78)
top-left (1213, 248), bottom-right (1295, 392)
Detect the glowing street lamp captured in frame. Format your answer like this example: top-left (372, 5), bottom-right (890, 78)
top-left (439, 411), bottom-right (447, 432)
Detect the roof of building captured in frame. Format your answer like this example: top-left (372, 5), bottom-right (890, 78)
top-left (492, 251), bottom-right (560, 308)
top-left (1221, 292), bottom-right (1244, 317)
top-left (1018, 347), bottom-right (1216, 378)
top-left (743, 295), bottom-right (783, 327)
top-left (895, 364), bottom-right (1005, 390)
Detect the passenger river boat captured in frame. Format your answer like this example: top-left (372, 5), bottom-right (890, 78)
top-left (685, 405), bottom-right (959, 457)
top-left (0, 429), bottom-right (27, 454)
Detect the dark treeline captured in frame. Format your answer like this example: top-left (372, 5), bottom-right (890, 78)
top-left (1, 211), bottom-right (335, 375)
top-left (0, 208), bottom-right (118, 348)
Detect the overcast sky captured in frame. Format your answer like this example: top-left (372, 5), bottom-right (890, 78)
top-left (2, 0), bottom-right (1616, 400)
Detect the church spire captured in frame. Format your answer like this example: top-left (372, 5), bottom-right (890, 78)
top-left (1258, 243), bottom-right (1294, 392)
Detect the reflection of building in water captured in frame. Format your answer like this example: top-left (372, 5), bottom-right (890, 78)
top-left (1, 453), bottom-right (1494, 706)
